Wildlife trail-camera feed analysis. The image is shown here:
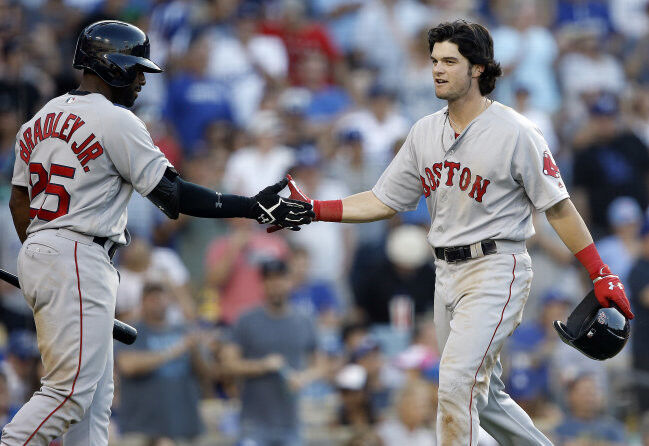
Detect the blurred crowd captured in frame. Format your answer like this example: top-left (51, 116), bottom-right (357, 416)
top-left (2, 0), bottom-right (649, 444)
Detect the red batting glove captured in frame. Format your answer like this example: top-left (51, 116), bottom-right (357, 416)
top-left (591, 265), bottom-right (634, 319)
top-left (267, 175), bottom-right (342, 233)
top-left (575, 244), bottom-right (634, 319)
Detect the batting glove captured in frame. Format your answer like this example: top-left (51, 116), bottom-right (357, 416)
top-left (250, 178), bottom-right (315, 230)
top-left (592, 265), bottom-right (634, 319)
top-left (267, 175), bottom-right (312, 233)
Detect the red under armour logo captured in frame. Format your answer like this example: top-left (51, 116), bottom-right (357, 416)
top-left (543, 151), bottom-right (561, 178)
top-left (608, 281), bottom-right (624, 291)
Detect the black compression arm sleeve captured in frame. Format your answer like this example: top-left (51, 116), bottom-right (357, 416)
top-left (176, 177), bottom-right (254, 219)
top-left (147, 167), bottom-right (255, 219)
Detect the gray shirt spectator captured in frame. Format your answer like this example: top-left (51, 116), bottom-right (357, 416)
top-left (223, 259), bottom-right (325, 446)
top-left (231, 307), bottom-right (317, 429)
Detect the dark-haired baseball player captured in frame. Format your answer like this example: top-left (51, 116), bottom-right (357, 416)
top-left (280, 20), bottom-right (632, 445)
top-left (3, 21), bottom-right (312, 445)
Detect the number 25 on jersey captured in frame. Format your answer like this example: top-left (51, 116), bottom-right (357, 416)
top-left (29, 163), bottom-right (75, 221)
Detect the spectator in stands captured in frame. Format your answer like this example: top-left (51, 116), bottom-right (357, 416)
top-left (513, 86), bottom-right (559, 154)
top-left (554, 0), bottom-right (614, 35)
top-left (0, 200), bottom-right (33, 333)
top-left (116, 237), bottom-right (195, 323)
top-left (335, 363), bottom-right (376, 428)
top-left (204, 218), bottom-right (289, 326)
top-left (260, 0), bottom-right (342, 86)
top-left (558, 26), bottom-right (625, 101)
top-left (297, 51), bottom-right (352, 125)
top-left (625, 5), bottom-right (649, 84)
top-left (571, 92), bottom-right (649, 235)
top-left (207, 3), bottom-right (288, 126)
top-left (505, 290), bottom-right (568, 429)
top-left (0, 371), bottom-right (14, 430)
top-left (222, 109), bottom-right (295, 197)
top-left (492, 1), bottom-right (560, 113)
top-left (596, 196), bottom-right (643, 284)
top-left (628, 217), bottom-right (649, 412)
top-left (288, 245), bottom-right (341, 354)
top-left (288, 149), bottom-right (354, 288)
top-left (311, 0), bottom-right (366, 55)
top-left (337, 83), bottom-right (409, 169)
top-left (352, 0), bottom-right (431, 89)
top-left (400, 25), bottom-right (446, 124)
top-left (376, 379), bottom-right (435, 446)
top-left (526, 213), bottom-right (583, 312)
top-left (277, 88), bottom-right (318, 152)
top-left (0, 40), bottom-right (41, 121)
top-left (353, 225), bottom-right (434, 326)
top-left (1, 331), bottom-right (40, 412)
top-left (628, 86), bottom-right (649, 147)
top-left (164, 33), bottom-right (234, 155)
top-left (116, 282), bottom-right (210, 443)
top-left (553, 373), bottom-right (626, 445)
top-left (176, 150), bottom-right (231, 289)
top-left (350, 337), bottom-right (391, 418)
top-left (222, 259), bottom-right (325, 446)
top-left (341, 322), bottom-right (371, 359)
top-left (0, 92), bottom-right (18, 184)
top-left (329, 129), bottom-right (382, 194)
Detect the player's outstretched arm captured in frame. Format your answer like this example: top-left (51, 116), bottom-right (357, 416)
top-left (340, 191), bottom-right (397, 222)
top-left (147, 168), bottom-right (314, 230)
top-left (546, 198), bottom-right (634, 319)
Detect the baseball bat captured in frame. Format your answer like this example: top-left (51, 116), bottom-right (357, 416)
top-left (0, 269), bottom-right (137, 345)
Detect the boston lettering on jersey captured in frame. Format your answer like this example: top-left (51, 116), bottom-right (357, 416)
top-left (18, 112), bottom-right (104, 173)
top-left (420, 160), bottom-right (491, 202)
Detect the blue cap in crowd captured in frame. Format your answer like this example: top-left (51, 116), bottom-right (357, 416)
top-left (541, 289), bottom-right (572, 306)
top-left (8, 330), bottom-right (39, 360)
top-left (590, 93), bottom-right (619, 116)
top-left (607, 196), bottom-right (643, 227)
top-left (339, 129), bottom-right (363, 144)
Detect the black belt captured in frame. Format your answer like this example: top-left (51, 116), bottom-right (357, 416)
top-left (93, 236), bottom-right (120, 260)
top-left (434, 240), bottom-right (497, 263)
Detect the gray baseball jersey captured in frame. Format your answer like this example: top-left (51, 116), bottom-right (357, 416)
top-left (11, 92), bottom-right (171, 245)
top-left (372, 100), bottom-right (560, 445)
top-left (372, 101), bottom-right (569, 247)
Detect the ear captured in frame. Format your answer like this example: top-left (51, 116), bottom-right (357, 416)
top-left (473, 64), bottom-right (484, 78)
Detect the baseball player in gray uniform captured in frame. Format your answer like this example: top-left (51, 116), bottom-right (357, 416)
top-left (3, 21), bottom-right (313, 445)
top-left (279, 21), bottom-right (634, 445)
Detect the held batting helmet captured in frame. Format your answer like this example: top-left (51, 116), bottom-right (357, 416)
top-left (553, 290), bottom-right (630, 361)
top-left (73, 20), bottom-right (162, 88)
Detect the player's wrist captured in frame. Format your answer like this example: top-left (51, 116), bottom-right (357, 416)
top-left (313, 199), bottom-right (343, 222)
top-left (574, 243), bottom-right (606, 280)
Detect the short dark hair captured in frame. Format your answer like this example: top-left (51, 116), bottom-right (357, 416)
top-left (142, 282), bottom-right (166, 297)
top-left (428, 20), bottom-right (502, 95)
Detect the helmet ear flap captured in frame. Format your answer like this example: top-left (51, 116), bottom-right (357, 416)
top-left (553, 320), bottom-right (576, 345)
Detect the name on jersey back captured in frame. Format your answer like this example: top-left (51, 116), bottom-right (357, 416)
top-left (18, 111), bottom-right (104, 173)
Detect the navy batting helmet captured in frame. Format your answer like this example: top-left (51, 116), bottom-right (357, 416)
top-left (73, 20), bottom-right (162, 88)
top-left (553, 290), bottom-right (630, 361)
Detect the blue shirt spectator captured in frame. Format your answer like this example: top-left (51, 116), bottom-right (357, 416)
top-left (553, 374), bottom-right (626, 445)
top-left (165, 74), bottom-right (233, 155)
top-left (164, 35), bottom-right (234, 155)
top-left (554, 0), bottom-right (614, 35)
top-left (116, 283), bottom-right (206, 441)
